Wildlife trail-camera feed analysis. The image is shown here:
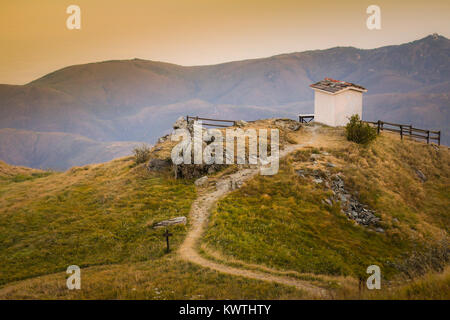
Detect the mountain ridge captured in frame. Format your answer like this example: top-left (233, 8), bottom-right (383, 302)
top-left (26, 33), bottom-right (448, 84)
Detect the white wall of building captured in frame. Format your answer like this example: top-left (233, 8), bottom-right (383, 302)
top-left (334, 89), bottom-right (362, 126)
top-left (314, 90), bottom-right (335, 126)
top-left (313, 89), bottom-right (363, 127)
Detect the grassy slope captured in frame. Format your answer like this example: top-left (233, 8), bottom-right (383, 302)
top-left (0, 161), bottom-right (50, 180)
top-left (204, 127), bottom-right (449, 280)
top-left (0, 256), bottom-right (306, 299)
top-left (0, 125), bottom-right (448, 299)
top-left (0, 158), bottom-right (307, 299)
top-left (364, 266), bottom-right (450, 300)
top-left (0, 157), bottom-right (195, 285)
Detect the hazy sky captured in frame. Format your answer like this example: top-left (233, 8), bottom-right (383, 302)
top-left (1, 0), bottom-right (449, 84)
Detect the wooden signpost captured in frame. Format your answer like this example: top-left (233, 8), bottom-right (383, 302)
top-left (163, 229), bottom-right (173, 253)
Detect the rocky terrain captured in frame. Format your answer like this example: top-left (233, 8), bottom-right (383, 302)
top-left (147, 117), bottom-right (301, 179)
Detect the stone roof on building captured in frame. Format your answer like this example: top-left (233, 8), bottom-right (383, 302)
top-left (310, 78), bottom-right (367, 94)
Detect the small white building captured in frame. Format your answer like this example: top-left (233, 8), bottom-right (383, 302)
top-left (310, 78), bottom-right (367, 127)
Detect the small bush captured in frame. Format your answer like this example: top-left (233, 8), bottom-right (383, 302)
top-left (345, 114), bottom-right (377, 144)
top-left (133, 144), bottom-right (151, 164)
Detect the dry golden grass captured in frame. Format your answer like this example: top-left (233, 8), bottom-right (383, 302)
top-left (351, 266), bottom-right (450, 300)
top-left (0, 157), bottom-right (196, 285)
top-left (0, 256), bottom-right (308, 300)
top-left (0, 160), bottom-right (48, 179)
top-left (0, 147), bottom-right (308, 299)
top-left (0, 122), bottom-right (448, 299)
top-left (204, 124), bottom-right (449, 292)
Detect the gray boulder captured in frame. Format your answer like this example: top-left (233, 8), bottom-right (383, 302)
top-left (158, 134), bottom-right (170, 143)
top-left (416, 169), bottom-right (427, 182)
top-left (173, 116), bottom-right (188, 130)
top-left (274, 119), bottom-right (301, 131)
top-left (153, 216), bottom-right (187, 229)
top-left (147, 158), bottom-right (172, 171)
top-left (235, 120), bottom-right (248, 127)
top-left (194, 176), bottom-right (209, 187)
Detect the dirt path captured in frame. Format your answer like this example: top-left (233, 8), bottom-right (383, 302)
top-left (178, 125), bottom-right (330, 297)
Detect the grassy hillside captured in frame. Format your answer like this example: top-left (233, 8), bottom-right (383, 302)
top-left (0, 157), bottom-right (309, 299)
top-left (204, 126), bottom-right (449, 280)
top-left (0, 256), bottom-right (308, 300)
top-left (364, 266), bottom-right (450, 300)
top-left (0, 160), bottom-right (49, 180)
top-left (0, 157), bottom-right (195, 285)
top-left (0, 156), bottom-right (309, 299)
top-left (0, 122), bottom-right (448, 299)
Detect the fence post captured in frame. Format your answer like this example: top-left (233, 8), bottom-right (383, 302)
top-left (409, 125), bottom-right (412, 136)
top-left (438, 131), bottom-right (441, 146)
top-left (377, 120), bottom-right (381, 134)
top-left (427, 130), bottom-right (430, 144)
top-left (400, 125), bottom-right (403, 140)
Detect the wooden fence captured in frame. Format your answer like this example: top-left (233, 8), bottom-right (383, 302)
top-left (298, 114), bottom-right (315, 123)
top-left (185, 115), bottom-right (442, 146)
top-left (363, 120), bottom-right (441, 146)
top-left (186, 115), bottom-right (236, 127)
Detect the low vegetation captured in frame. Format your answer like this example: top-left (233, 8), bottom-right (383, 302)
top-left (133, 144), bottom-right (152, 164)
top-left (345, 114), bottom-right (377, 144)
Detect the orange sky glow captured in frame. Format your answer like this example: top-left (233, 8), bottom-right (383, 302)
top-left (1, 0), bottom-right (449, 84)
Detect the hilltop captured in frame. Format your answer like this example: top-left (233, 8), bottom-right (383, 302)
top-left (0, 120), bottom-right (448, 299)
top-left (0, 34), bottom-right (449, 169)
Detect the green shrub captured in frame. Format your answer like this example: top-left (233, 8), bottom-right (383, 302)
top-left (133, 144), bottom-right (151, 164)
top-left (345, 114), bottom-right (377, 144)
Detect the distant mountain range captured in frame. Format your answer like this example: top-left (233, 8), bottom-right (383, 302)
top-left (0, 34), bottom-right (449, 169)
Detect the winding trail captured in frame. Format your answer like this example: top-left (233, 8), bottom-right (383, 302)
top-left (178, 125), bottom-right (329, 297)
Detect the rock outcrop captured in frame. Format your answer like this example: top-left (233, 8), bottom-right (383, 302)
top-left (147, 158), bottom-right (172, 171)
top-left (174, 163), bottom-right (224, 179)
top-left (297, 168), bottom-right (382, 230)
top-left (416, 169), bottom-right (427, 182)
top-left (173, 116), bottom-right (189, 130)
top-left (153, 216), bottom-right (187, 229)
top-left (150, 117), bottom-right (296, 179)
top-left (329, 174), bottom-right (381, 229)
top-left (235, 120), bottom-right (248, 127)
top-left (274, 119), bottom-right (301, 131)
top-left (194, 176), bottom-right (208, 187)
